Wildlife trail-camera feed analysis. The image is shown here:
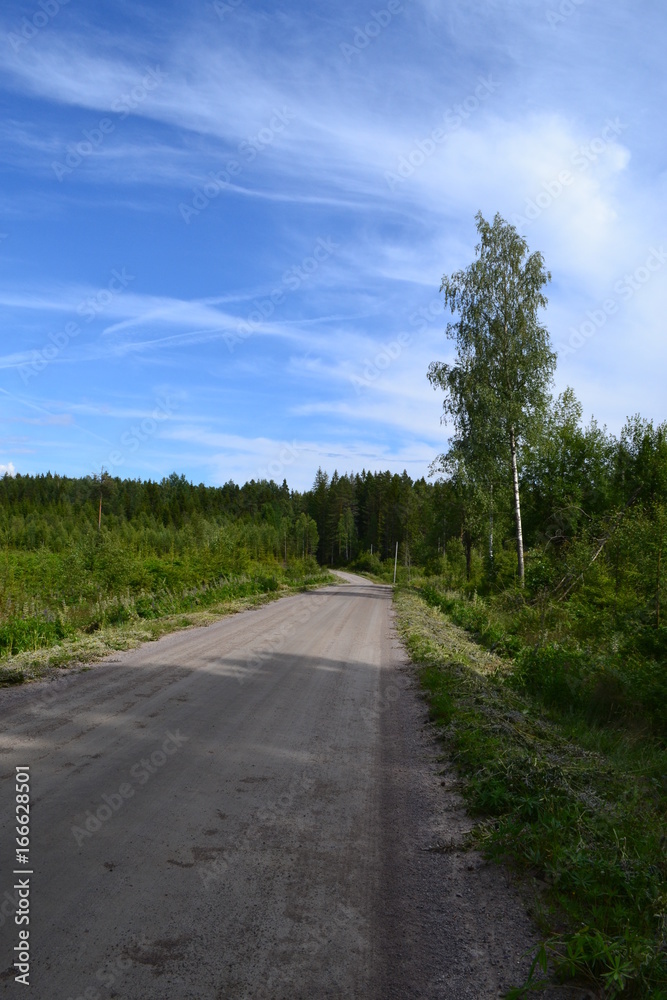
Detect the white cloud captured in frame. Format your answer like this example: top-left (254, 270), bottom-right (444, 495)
top-left (162, 424), bottom-right (439, 489)
top-left (0, 3), bottom-right (665, 486)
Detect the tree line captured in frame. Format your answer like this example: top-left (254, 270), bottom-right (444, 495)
top-left (1, 212), bottom-right (665, 659)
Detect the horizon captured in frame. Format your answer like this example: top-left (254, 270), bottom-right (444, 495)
top-left (1, 1), bottom-right (666, 490)
top-left (0, 463), bottom-right (427, 490)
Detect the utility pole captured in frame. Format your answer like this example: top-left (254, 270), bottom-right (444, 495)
top-left (393, 541), bottom-right (398, 584)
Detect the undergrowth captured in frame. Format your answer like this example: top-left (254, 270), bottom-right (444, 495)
top-left (395, 587), bottom-right (667, 999)
top-left (0, 563), bottom-right (334, 685)
top-left (419, 584), bottom-right (667, 737)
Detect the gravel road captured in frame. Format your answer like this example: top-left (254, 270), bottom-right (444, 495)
top-left (0, 573), bottom-right (552, 999)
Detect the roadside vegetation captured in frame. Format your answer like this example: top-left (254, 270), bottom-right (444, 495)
top-left (395, 583), bottom-right (666, 998)
top-left (0, 473), bottom-right (328, 683)
top-left (386, 215), bottom-right (665, 998)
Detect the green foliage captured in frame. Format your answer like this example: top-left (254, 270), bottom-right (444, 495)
top-left (420, 585), bottom-right (523, 657)
top-left (429, 211), bottom-right (555, 457)
top-left (428, 212), bottom-right (557, 582)
top-left (0, 666), bottom-right (25, 685)
top-left (511, 644), bottom-right (667, 735)
top-left (0, 473), bottom-right (332, 664)
top-left (350, 550), bottom-right (383, 574)
top-left (0, 614), bottom-right (73, 656)
top-left (395, 589), bottom-right (667, 999)
top-left (280, 219), bottom-right (667, 996)
top-left (419, 662), bottom-right (455, 725)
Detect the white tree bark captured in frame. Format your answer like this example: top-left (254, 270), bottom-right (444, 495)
top-left (509, 426), bottom-right (525, 584)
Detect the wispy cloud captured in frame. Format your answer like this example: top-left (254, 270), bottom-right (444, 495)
top-left (0, 1), bottom-right (665, 483)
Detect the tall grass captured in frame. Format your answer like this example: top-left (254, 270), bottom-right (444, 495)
top-left (0, 514), bottom-right (327, 667)
top-left (395, 588), bottom-right (667, 998)
top-left (419, 581), bottom-right (667, 738)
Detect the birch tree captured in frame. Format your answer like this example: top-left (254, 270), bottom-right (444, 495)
top-left (428, 212), bottom-right (556, 584)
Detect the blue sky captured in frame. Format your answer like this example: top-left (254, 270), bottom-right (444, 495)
top-left (1, 0), bottom-right (665, 489)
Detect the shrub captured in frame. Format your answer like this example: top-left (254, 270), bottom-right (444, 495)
top-left (0, 614), bottom-right (72, 656)
top-left (350, 551), bottom-right (384, 575)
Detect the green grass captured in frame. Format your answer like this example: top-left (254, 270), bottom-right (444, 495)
top-left (0, 566), bottom-right (335, 685)
top-left (419, 583), bottom-right (667, 737)
top-left (394, 587), bottom-right (667, 999)
top-left (0, 612), bottom-right (75, 656)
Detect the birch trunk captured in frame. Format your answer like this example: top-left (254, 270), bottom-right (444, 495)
top-left (463, 529), bottom-right (472, 580)
top-left (509, 425), bottom-right (525, 585)
top-left (489, 483), bottom-right (494, 574)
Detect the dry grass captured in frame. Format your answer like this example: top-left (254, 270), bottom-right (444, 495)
top-left (0, 583), bottom-right (319, 686)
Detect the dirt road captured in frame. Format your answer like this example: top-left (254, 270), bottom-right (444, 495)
top-left (0, 573), bottom-right (543, 999)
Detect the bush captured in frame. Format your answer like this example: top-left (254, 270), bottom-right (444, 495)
top-left (524, 555), bottom-right (556, 594)
top-left (350, 551), bottom-right (384, 575)
top-left (513, 643), bottom-right (591, 710)
top-left (0, 614), bottom-right (72, 656)
top-left (422, 554), bottom-right (446, 577)
top-left (512, 641), bottom-right (667, 734)
top-left (103, 600), bottom-right (133, 626)
top-left (135, 594), bottom-right (159, 619)
top-left (420, 585), bottom-right (522, 657)
top-left (0, 666), bottom-right (25, 684)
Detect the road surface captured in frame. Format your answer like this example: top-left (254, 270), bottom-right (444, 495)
top-left (0, 573), bottom-right (542, 999)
